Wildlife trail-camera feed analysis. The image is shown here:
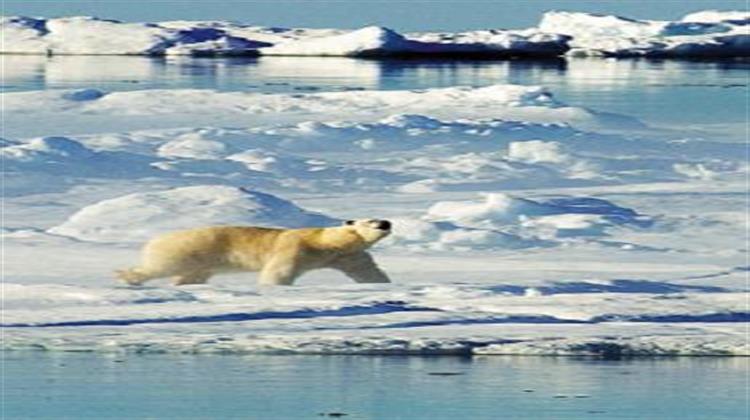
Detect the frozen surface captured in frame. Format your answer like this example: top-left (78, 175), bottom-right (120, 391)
top-left (0, 16), bottom-right (567, 57)
top-left (2, 10), bottom-right (747, 57)
top-left (48, 186), bottom-right (337, 243)
top-left (539, 11), bottom-right (750, 57)
top-left (261, 26), bottom-right (569, 57)
top-left (2, 72), bottom-right (748, 355)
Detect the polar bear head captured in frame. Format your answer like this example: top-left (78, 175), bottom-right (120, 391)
top-left (343, 219), bottom-right (392, 244)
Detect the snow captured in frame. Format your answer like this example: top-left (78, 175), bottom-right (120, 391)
top-left (539, 11), bottom-right (750, 57)
top-left (48, 186), bottom-right (337, 243)
top-left (2, 36), bottom-right (748, 355)
top-left (1, 16), bottom-right (49, 54)
top-left (261, 25), bottom-right (570, 57)
top-left (260, 26), bottom-right (413, 57)
top-left (0, 16), bottom-right (268, 56)
top-left (2, 85), bottom-right (644, 140)
top-left (681, 10), bottom-right (750, 24)
top-left (0, 16), bottom-right (567, 57)
top-left (2, 10), bottom-right (746, 57)
top-left (3, 283), bottom-right (747, 355)
top-left (43, 17), bottom-right (174, 55)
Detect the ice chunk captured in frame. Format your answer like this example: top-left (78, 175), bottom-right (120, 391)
top-left (0, 16), bottom-right (49, 54)
top-left (508, 140), bottom-right (569, 163)
top-left (426, 193), bottom-right (651, 239)
top-left (539, 11), bottom-right (750, 57)
top-left (263, 25), bottom-right (569, 57)
top-left (386, 218), bottom-right (544, 250)
top-left (681, 10), bottom-right (749, 24)
top-left (261, 26), bottom-right (413, 57)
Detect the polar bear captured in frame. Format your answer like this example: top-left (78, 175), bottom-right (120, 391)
top-left (116, 219), bottom-right (392, 286)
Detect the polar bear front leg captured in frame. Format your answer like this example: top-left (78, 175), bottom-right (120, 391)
top-left (258, 254), bottom-right (301, 286)
top-left (330, 252), bottom-right (391, 284)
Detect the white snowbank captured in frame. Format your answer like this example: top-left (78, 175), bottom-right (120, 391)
top-left (5, 88), bottom-right (743, 198)
top-left (261, 26), bottom-right (412, 56)
top-left (425, 193), bottom-right (651, 240)
top-left (2, 11), bottom-right (746, 57)
top-left (48, 185), bottom-right (337, 242)
top-left (0, 16), bottom-right (267, 56)
top-left (681, 10), bottom-right (750, 23)
top-left (508, 140), bottom-right (569, 163)
top-left (2, 84), bottom-right (643, 132)
top-left (540, 11), bottom-right (750, 57)
top-left (410, 28), bottom-right (571, 56)
top-left (386, 218), bottom-right (543, 251)
top-left (3, 282), bottom-right (747, 355)
top-left (0, 17), bottom-right (567, 57)
top-left (262, 25), bottom-right (569, 57)
top-left (1, 136), bottom-right (163, 196)
top-left (1, 16), bottom-right (49, 54)
top-left (43, 17), bottom-right (174, 55)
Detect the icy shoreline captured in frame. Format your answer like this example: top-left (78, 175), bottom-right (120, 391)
top-left (4, 280), bottom-right (748, 356)
top-left (2, 10), bottom-right (748, 58)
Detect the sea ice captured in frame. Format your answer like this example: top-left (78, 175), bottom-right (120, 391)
top-left (3, 10), bottom-right (746, 57)
top-left (2, 62), bottom-right (746, 355)
top-left (539, 10), bottom-right (750, 57)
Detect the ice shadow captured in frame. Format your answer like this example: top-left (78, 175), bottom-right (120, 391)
top-left (2, 301), bottom-right (438, 328)
top-left (478, 279), bottom-right (728, 296)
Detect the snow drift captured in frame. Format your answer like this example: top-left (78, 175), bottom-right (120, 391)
top-left (48, 185), bottom-right (337, 242)
top-left (0, 16), bottom-right (268, 56)
top-left (539, 10), bottom-right (750, 57)
top-left (261, 25), bottom-right (570, 57)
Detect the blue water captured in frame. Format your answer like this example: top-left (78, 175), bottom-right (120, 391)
top-left (3, 353), bottom-right (747, 419)
top-left (2, 55), bottom-right (747, 127)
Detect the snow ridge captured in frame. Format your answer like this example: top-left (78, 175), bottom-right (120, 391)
top-left (3, 10), bottom-right (747, 57)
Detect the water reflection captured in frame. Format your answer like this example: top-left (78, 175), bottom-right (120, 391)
top-left (2, 55), bottom-right (747, 125)
top-left (3, 55), bottom-right (746, 92)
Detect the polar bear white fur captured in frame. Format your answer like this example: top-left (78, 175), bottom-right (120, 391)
top-left (116, 219), bottom-right (392, 286)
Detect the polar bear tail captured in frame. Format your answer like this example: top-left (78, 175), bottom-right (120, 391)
top-left (115, 268), bottom-right (153, 286)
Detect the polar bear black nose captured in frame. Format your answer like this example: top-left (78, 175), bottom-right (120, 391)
top-left (377, 220), bottom-right (392, 230)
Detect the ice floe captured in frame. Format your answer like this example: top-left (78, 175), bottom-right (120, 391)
top-left (3, 283), bottom-right (747, 355)
top-left (261, 26), bottom-right (570, 57)
top-left (539, 11), bottom-right (749, 57)
top-left (3, 56), bottom-right (747, 356)
top-left (2, 10), bottom-right (746, 57)
top-left (2, 84), bottom-right (645, 139)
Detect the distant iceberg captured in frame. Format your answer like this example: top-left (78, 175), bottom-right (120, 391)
top-left (0, 16), bottom-right (569, 57)
top-left (261, 25), bottom-right (570, 58)
top-left (2, 11), bottom-right (747, 58)
top-left (0, 16), bottom-right (269, 56)
top-left (539, 10), bottom-right (750, 57)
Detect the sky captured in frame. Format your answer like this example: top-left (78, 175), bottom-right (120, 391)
top-left (3, 0), bottom-right (747, 31)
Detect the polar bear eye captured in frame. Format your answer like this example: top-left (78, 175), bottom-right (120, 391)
top-left (345, 220), bottom-right (355, 225)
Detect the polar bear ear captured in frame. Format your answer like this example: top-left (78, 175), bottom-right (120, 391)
top-left (344, 220), bottom-right (355, 226)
